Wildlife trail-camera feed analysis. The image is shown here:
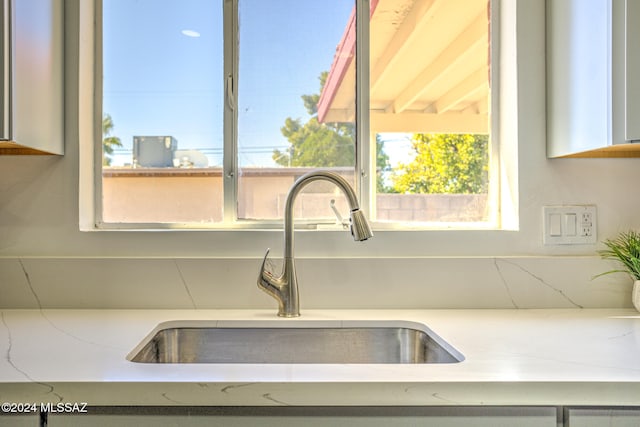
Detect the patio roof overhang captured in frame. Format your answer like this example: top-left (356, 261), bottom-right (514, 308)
top-left (317, 0), bottom-right (490, 134)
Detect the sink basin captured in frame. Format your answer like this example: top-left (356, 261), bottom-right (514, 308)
top-left (128, 320), bottom-right (463, 364)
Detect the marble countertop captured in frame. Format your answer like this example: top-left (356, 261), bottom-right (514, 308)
top-left (1, 308), bottom-right (639, 406)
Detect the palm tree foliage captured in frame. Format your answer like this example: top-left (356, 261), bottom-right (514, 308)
top-left (102, 113), bottom-right (122, 166)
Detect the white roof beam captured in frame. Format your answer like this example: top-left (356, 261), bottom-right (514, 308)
top-left (433, 66), bottom-right (488, 113)
top-left (392, 11), bottom-right (488, 114)
top-left (370, 112), bottom-right (489, 133)
top-left (370, 0), bottom-right (446, 93)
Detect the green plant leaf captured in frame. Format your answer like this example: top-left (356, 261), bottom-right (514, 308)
top-left (596, 231), bottom-right (640, 281)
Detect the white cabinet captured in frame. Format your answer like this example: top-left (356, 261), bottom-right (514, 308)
top-left (47, 407), bottom-right (558, 427)
top-left (624, 1), bottom-right (640, 141)
top-left (0, 414), bottom-right (38, 426)
top-left (36, 405), bottom-right (640, 426)
top-left (566, 407), bottom-right (640, 426)
top-left (546, 0), bottom-right (640, 157)
top-left (0, 0), bottom-right (63, 155)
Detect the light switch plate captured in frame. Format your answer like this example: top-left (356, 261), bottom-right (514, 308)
top-left (543, 205), bottom-right (597, 245)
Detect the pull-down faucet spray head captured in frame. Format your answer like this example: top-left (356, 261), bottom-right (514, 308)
top-left (257, 170), bottom-right (373, 317)
top-left (349, 209), bottom-right (373, 241)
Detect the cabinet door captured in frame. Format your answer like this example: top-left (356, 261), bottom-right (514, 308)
top-left (546, 0), bottom-right (612, 157)
top-left (0, 0), bottom-right (9, 140)
top-left (625, 0), bottom-right (640, 141)
top-left (47, 406), bottom-right (558, 427)
top-left (0, 414), bottom-right (39, 426)
top-left (0, 0), bottom-right (63, 155)
top-left (546, 0), bottom-right (640, 157)
top-left (566, 408), bottom-right (640, 427)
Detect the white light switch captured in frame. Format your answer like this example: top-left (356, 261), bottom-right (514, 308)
top-left (549, 213), bottom-right (562, 236)
top-left (543, 205), bottom-right (597, 245)
top-left (565, 213), bottom-right (577, 236)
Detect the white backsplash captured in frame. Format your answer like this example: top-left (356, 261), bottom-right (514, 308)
top-left (0, 256), bottom-right (631, 309)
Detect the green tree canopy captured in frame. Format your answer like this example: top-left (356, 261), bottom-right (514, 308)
top-left (391, 133), bottom-right (488, 194)
top-left (274, 72), bottom-right (355, 167)
top-left (102, 113), bottom-right (122, 166)
top-left (276, 116), bottom-right (355, 167)
top-left (274, 72), bottom-right (390, 193)
top-left (375, 134), bottom-right (392, 193)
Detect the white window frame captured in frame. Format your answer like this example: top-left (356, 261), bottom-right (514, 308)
top-left (79, 0), bottom-right (518, 236)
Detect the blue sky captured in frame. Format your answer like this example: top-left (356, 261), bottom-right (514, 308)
top-left (103, 0), bottom-right (355, 167)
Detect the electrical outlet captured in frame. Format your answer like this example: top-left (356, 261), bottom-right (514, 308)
top-left (543, 205), bottom-right (597, 245)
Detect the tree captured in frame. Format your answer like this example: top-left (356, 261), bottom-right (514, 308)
top-left (102, 113), bottom-right (122, 166)
top-left (274, 72), bottom-right (391, 193)
top-left (273, 72), bottom-right (354, 167)
top-left (391, 133), bottom-right (488, 194)
top-left (375, 134), bottom-right (393, 193)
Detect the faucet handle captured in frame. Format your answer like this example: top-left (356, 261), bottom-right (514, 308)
top-left (258, 248), bottom-right (278, 295)
top-left (329, 199), bottom-right (349, 229)
top-left (259, 248), bottom-right (273, 276)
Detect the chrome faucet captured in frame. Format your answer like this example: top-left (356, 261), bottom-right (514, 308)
top-left (257, 170), bottom-right (373, 317)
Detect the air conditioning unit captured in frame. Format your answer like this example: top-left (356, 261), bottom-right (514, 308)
top-left (132, 136), bottom-right (177, 167)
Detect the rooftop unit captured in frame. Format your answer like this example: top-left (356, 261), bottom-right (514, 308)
top-left (133, 136), bottom-right (177, 167)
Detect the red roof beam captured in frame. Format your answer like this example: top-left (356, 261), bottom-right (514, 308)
top-left (317, 0), bottom-right (379, 123)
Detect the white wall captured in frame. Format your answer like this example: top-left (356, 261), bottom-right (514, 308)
top-left (0, 0), bottom-right (638, 309)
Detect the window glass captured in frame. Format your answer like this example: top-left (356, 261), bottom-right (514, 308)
top-left (236, 0), bottom-right (355, 221)
top-left (369, 0), bottom-right (491, 224)
top-left (102, 0), bottom-right (223, 223)
top-left (99, 0), bottom-right (495, 228)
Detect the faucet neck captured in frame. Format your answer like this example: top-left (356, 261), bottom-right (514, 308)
top-left (258, 170), bottom-right (371, 318)
top-left (284, 171), bottom-right (360, 258)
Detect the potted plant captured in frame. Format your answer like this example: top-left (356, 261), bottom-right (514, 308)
top-left (596, 230), bottom-right (640, 311)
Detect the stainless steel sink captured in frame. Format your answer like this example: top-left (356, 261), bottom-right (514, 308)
top-left (128, 321), bottom-right (463, 364)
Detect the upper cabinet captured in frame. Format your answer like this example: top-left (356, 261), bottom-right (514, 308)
top-left (547, 0), bottom-right (640, 158)
top-left (0, 0), bottom-right (63, 155)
